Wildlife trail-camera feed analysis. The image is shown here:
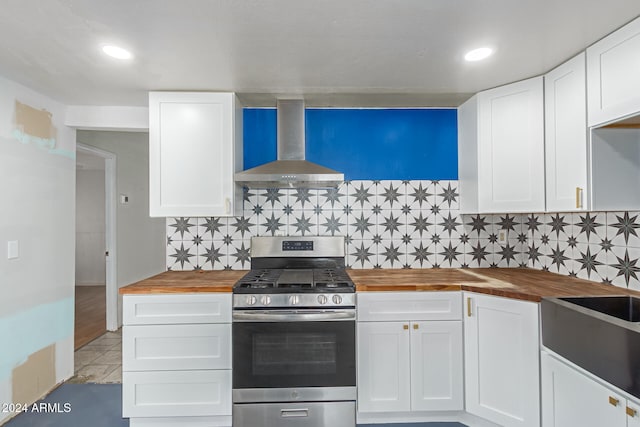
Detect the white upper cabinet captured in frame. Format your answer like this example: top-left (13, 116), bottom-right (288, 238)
top-left (458, 77), bottom-right (545, 213)
top-left (544, 53), bottom-right (589, 211)
top-left (587, 16), bottom-right (640, 127)
top-left (149, 92), bottom-right (243, 217)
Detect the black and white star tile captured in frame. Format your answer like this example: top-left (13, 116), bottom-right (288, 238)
top-left (607, 211), bottom-right (640, 248)
top-left (521, 210), bottom-right (640, 288)
top-left (606, 245), bottom-right (640, 290)
top-left (167, 240), bottom-right (197, 271)
top-left (165, 180), bottom-right (640, 282)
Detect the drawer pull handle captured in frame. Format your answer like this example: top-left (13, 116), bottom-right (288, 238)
top-left (403, 324), bottom-right (409, 330)
top-left (413, 324), bottom-right (419, 330)
top-left (609, 396), bottom-right (620, 406)
top-left (627, 406), bottom-right (637, 417)
top-left (281, 409), bottom-right (309, 418)
top-left (467, 297), bottom-right (472, 317)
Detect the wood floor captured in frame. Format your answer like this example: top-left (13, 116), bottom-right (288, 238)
top-left (74, 286), bottom-right (106, 350)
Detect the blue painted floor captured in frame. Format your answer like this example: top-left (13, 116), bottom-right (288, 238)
top-left (3, 384), bottom-right (467, 427)
top-left (4, 384), bottom-right (127, 427)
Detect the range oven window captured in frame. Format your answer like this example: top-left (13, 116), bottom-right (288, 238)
top-left (253, 332), bottom-right (337, 376)
top-left (233, 321), bottom-right (355, 389)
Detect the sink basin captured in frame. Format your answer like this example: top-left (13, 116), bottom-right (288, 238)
top-left (559, 296), bottom-right (640, 322)
top-left (541, 296), bottom-right (640, 399)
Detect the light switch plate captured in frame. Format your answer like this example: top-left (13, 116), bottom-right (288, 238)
top-left (7, 240), bottom-right (19, 259)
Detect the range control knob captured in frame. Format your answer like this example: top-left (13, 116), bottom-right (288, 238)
top-left (261, 295), bottom-right (272, 306)
top-left (332, 295), bottom-right (343, 305)
top-left (246, 295), bottom-right (257, 306)
top-left (317, 295), bottom-right (328, 305)
top-left (289, 295), bottom-right (300, 305)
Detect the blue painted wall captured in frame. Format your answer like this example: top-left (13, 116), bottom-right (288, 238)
top-left (243, 108), bottom-right (458, 180)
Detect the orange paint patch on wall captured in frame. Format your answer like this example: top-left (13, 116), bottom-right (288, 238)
top-left (11, 344), bottom-right (56, 406)
top-left (14, 100), bottom-right (57, 141)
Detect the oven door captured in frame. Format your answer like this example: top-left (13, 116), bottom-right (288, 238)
top-left (232, 309), bottom-right (356, 402)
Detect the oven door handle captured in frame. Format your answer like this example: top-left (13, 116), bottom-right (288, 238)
top-left (232, 310), bottom-right (356, 322)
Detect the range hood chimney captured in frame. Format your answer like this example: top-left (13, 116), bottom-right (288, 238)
top-left (234, 100), bottom-right (344, 189)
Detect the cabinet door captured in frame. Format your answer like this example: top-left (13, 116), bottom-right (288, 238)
top-left (357, 321), bottom-right (411, 412)
top-left (464, 292), bottom-right (540, 427)
top-left (149, 92), bottom-right (241, 217)
top-left (477, 77), bottom-right (545, 213)
top-left (410, 321), bottom-right (463, 411)
top-left (628, 399), bottom-right (640, 427)
top-left (587, 16), bottom-right (640, 127)
top-left (541, 352), bottom-right (625, 427)
top-left (545, 53), bottom-right (588, 212)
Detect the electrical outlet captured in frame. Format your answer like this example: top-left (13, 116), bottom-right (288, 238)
top-left (498, 231), bottom-right (506, 243)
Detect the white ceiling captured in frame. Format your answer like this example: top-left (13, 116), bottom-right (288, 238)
top-left (1, 0), bottom-right (639, 107)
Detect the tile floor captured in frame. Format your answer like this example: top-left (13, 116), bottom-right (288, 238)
top-left (69, 329), bottom-right (122, 384)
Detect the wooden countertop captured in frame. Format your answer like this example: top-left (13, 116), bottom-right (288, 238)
top-left (119, 270), bottom-right (248, 294)
top-left (350, 268), bottom-right (640, 302)
top-left (119, 267), bottom-right (640, 302)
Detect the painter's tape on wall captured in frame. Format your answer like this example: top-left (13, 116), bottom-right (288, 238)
top-left (0, 297), bottom-right (73, 381)
top-left (10, 100), bottom-right (73, 159)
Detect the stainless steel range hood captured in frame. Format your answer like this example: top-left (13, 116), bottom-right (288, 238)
top-left (234, 99), bottom-right (344, 188)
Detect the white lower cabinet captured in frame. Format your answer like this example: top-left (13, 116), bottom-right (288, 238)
top-left (122, 294), bottom-right (232, 427)
top-left (542, 352), bottom-right (640, 427)
top-left (463, 292), bottom-right (540, 427)
top-left (357, 292), bottom-right (463, 421)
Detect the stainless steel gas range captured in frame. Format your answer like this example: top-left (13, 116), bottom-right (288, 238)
top-left (232, 236), bottom-right (356, 427)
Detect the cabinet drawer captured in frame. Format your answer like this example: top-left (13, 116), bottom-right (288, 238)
top-left (123, 294), bottom-right (231, 325)
top-left (357, 292), bottom-right (462, 321)
top-left (123, 370), bottom-right (231, 418)
top-left (123, 324), bottom-right (231, 371)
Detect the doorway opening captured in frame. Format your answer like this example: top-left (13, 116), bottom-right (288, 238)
top-left (75, 144), bottom-right (117, 349)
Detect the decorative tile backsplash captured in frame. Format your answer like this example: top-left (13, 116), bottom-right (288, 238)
top-left (167, 180), bottom-right (525, 271)
top-left (166, 180), bottom-right (640, 291)
top-left (523, 211), bottom-right (640, 290)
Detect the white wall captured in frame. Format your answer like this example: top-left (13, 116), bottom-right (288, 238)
top-left (76, 169), bottom-right (106, 286)
top-left (0, 75), bottom-right (75, 423)
top-left (76, 131), bottom-right (165, 323)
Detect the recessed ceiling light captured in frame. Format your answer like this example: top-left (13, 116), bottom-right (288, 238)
top-left (464, 47), bottom-right (493, 62)
top-left (102, 45), bottom-right (133, 60)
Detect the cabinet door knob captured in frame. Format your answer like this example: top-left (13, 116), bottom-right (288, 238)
top-left (627, 406), bottom-right (637, 417)
top-left (609, 396), bottom-right (620, 406)
top-left (403, 324), bottom-right (409, 330)
top-left (413, 324), bottom-right (419, 330)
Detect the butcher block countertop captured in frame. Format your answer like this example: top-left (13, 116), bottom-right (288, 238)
top-left (120, 268), bottom-right (640, 302)
top-left (119, 270), bottom-right (248, 294)
top-left (350, 268), bottom-right (640, 302)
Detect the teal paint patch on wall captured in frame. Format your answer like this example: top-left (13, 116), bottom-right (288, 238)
top-left (0, 297), bottom-right (74, 381)
top-left (10, 130), bottom-right (74, 159)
